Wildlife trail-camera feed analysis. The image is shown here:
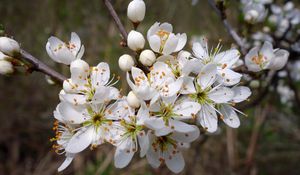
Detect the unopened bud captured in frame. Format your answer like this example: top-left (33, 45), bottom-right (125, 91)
top-left (139, 49), bottom-right (156, 66)
top-left (119, 54), bottom-right (135, 71)
top-left (127, 91), bottom-right (140, 108)
top-left (127, 0), bottom-right (146, 23)
top-left (0, 37), bottom-right (20, 56)
top-left (0, 60), bottom-right (13, 75)
top-left (127, 30), bottom-right (145, 51)
top-left (249, 80), bottom-right (260, 88)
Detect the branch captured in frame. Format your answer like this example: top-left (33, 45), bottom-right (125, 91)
top-left (207, 0), bottom-right (247, 54)
top-left (19, 49), bottom-right (67, 83)
top-left (103, 0), bottom-right (128, 44)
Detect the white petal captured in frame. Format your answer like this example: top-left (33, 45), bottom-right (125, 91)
top-left (173, 101), bottom-right (201, 119)
top-left (127, 72), bottom-right (155, 100)
top-left (114, 146), bottom-right (134, 168)
top-left (57, 154), bottom-right (75, 172)
top-left (220, 104), bottom-right (240, 128)
top-left (217, 69), bottom-right (242, 86)
top-left (60, 93), bottom-right (87, 106)
top-left (259, 41), bottom-right (274, 61)
top-left (197, 63), bottom-right (217, 90)
top-left (147, 22), bottom-right (160, 39)
top-left (162, 34), bottom-right (179, 55)
top-left (174, 33), bottom-right (187, 52)
top-left (144, 118), bottom-right (165, 131)
top-left (91, 62), bottom-right (110, 87)
top-left (197, 105), bottom-right (218, 133)
top-left (136, 103), bottom-right (150, 125)
top-left (192, 42), bottom-right (208, 59)
top-left (148, 35), bottom-right (161, 53)
top-left (70, 32), bottom-right (81, 54)
top-left (160, 22), bottom-right (173, 32)
top-left (161, 78), bottom-right (183, 97)
top-left (171, 126), bottom-right (200, 143)
top-left (65, 127), bottom-right (94, 153)
top-left (165, 150), bottom-right (185, 173)
top-left (138, 131), bottom-right (149, 157)
top-left (146, 132), bottom-right (161, 168)
top-left (131, 66), bottom-right (149, 86)
top-left (245, 47), bottom-right (261, 72)
top-left (169, 119), bottom-right (196, 133)
top-left (268, 49), bottom-right (289, 70)
top-left (231, 86), bottom-right (251, 103)
top-left (214, 49), bottom-right (240, 68)
top-left (180, 76), bottom-right (196, 94)
top-left (70, 59), bottom-right (89, 86)
top-left (58, 102), bottom-right (87, 124)
top-left (208, 87), bottom-right (234, 103)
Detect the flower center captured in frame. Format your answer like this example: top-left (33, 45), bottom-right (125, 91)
top-left (92, 113), bottom-right (104, 127)
top-left (156, 29), bottom-right (170, 52)
top-left (251, 54), bottom-right (267, 67)
top-left (152, 135), bottom-right (177, 152)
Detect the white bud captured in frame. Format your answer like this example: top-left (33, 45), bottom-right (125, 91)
top-left (284, 2), bottom-right (294, 12)
top-left (139, 49), bottom-right (156, 66)
top-left (0, 37), bottom-right (20, 56)
top-left (245, 10), bottom-right (259, 22)
top-left (118, 54), bottom-right (135, 71)
top-left (249, 80), bottom-right (260, 88)
top-left (127, 91), bottom-right (140, 108)
top-left (127, 0), bottom-right (146, 23)
top-left (0, 60), bottom-right (13, 75)
top-left (127, 30), bottom-right (145, 51)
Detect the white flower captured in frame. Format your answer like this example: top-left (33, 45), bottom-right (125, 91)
top-left (157, 52), bottom-right (197, 94)
top-left (114, 103), bottom-right (149, 168)
top-left (61, 60), bottom-right (120, 105)
top-left (147, 22), bottom-right (187, 55)
top-left (46, 32), bottom-right (84, 65)
top-left (192, 39), bottom-right (242, 86)
top-left (139, 49), bottom-right (156, 66)
top-left (0, 37), bottom-right (20, 56)
top-left (119, 54), bottom-right (135, 71)
top-left (127, 62), bottom-right (183, 101)
top-left (145, 95), bottom-right (201, 136)
top-left (127, 91), bottom-right (140, 108)
top-left (245, 41), bottom-right (289, 72)
top-left (127, 0), bottom-right (146, 23)
top-left (146, 128), bottom-right (199, 173)
top-left (189, 63), bottom-right (235, 133)
top-left (127, 30), bottom-right (145, 51)
top-left (219, 86), bottom-right (251, 128)
top-left (0, 52), bottom-right (13, 75)
top-left (52, 108), bottom-right (76, 172)
top-left (56, 99), bottom-right (130, 154)
top-left (243, 2), bottom-right (267, 23)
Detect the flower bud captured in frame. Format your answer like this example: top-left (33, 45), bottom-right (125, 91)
top-left (127, 0), bottom-right (146, 23)
top-left (249, 80), bottom-right (260, 88)
top-left (0, 37), bottom-right (20, 56)
top-left (127, 30), bottom-right (145, 51)
top-left (118, 54), bottom-right (135, 71)
top-left (0, 60), bottom-right (13, 75)
top-left (139, 49), bottom-right (156, 66)
top-left (244, 10), bottom-right (259, 22)
top-left (127, 91), bottom-right (140, 108)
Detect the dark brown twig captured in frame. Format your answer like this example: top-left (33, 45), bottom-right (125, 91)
top-left (207, 0), bottom-right (247, 55)
top-left (19, 49), bottom-right (67, 83)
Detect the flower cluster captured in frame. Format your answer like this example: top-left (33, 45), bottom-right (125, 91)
top-left (46, 0), bottom-right (255, 173)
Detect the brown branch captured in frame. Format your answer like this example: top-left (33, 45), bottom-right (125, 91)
top-left (207, 0), bottom-right (247, 55)
top-left (103, 0), bottom-right (128, 43)
top-left (19, 49), bottom-right (67, 83)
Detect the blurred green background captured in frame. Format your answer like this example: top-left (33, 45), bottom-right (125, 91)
top-left (0, 0), bottom-right (299, 175)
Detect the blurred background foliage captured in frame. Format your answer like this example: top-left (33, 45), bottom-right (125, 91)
top-left (0, 0), bottom-right (299, 175)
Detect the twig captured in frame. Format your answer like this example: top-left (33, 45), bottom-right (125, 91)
top-left (245, 105), bottom-right (270, 172)
top-left (207, 0), bottom-right (247, 54)
top-left (19, 49), bottom-right (67, 83)
top-left (103, 0), bottom-right (128, 43)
